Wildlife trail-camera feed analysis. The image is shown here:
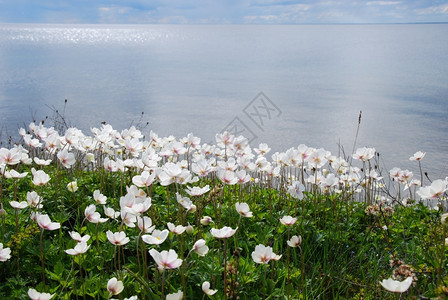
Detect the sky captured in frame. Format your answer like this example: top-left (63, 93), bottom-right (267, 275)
top-left (0, 0), bottom-right (447, 24)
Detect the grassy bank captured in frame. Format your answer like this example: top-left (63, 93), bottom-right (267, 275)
top-left (0, 123), bottom-right (447, 299)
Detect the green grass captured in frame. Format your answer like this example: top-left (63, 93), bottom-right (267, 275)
top-left (0, 126), bottom-right (446, 299)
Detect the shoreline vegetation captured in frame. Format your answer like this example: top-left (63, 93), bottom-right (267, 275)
top-left (0, 114), bottom-right (447, 299)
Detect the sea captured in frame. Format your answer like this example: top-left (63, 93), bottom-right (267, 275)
top-left (0, 23), bottom-right (447, 178)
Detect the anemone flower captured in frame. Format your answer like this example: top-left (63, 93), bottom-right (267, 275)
top-left (27, 191), bottom-right (43, 208)
top-left (141, 229), bottom-right (169, 245)
top-left (36, 213), bottom-right (60, 231)
top-left (280, 215), bottom-right (297, 226)
top-left (409, 151), bottom-right (426, 161)
top-left (252, 244), bottom-right (281, 264)
top-left (4, 169), bottom-right (28, 179)
top-left (9, 201), bottom-right (28, 210)
top-left (379, 277), bottom-right (413, 293)
top-left (132, 170), bottom-right (156, 188)
top-left (166, 291), bottom-right (183, 300)
top-left (235, 202), bottom-right (253, 218)
top-left (33, 157), bottom-right (52, 166)
top-left (65, 241), bottom-right (90, 256)
top-left (217, 169), bottom-right (238, 185)
top-left (0, 243), bottom-right (11, 262)
top-left (352, 147), bottom-right (376, 162)
top-left (186, 185), bottom-right (210, 196)
top-left (167, 222), bottom-right (186, 235)
top-left (57, 149), bottom-right (76, 168)
top-left (107, 277), bottom-right (124, 295)
top-left (287, 181), bottom-right (305, 200)
top-left (104, 207), bottom-right (120, 219)
top-left (417, 179), bottom-right (447, 199)
top-left (0, 148), bottom-right (21, 165)
top-left (27, 288), bottom-right (54, 300)
top-left (106, 230), bottom-right (130, 246)
top-left (176, 193), bottom-right (193, 211)
top-left (192, 239), bottom-right (209, 256)
top-left (287, 235), bottom-right (302, 248)
top-left (68, 231), bottom-right (90, 243)
top-left (93, 190), bottom-right (107, 205)
top-left (210, 226), bottom-right (237, 239)
top-left (84, 204), bottom-right (108, 223)
top-left (149, 249), bottom-right (182, 270)
top-left (137, 216), bottom-right (155, 233)
top-left (31, 168), bottom-right (51, 186)
top-left (202, 281), bottom-right (218, 296)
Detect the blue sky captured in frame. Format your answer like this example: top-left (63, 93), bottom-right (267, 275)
top-left (0, 0), bottom-right (447, 24)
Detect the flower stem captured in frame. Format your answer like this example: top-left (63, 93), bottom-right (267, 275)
top-left (40, 228), bottom-right (46, 291)
top-left (223, 239), bottom-right (228, 300)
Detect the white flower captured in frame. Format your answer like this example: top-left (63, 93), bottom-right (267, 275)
top-left (137, 216), bottom-right (155, 233)
top-left (417, 179), bottom-right (447, 199)
top-left (379, 276), bottom-right (413, 293)
top-left (36, 213), bottom-right (60, 231)
top-left (442, 213), bottom-right (448, 226)
top-left (93, 190), bottom-right (107, 205)
top-left (31, 168), bottom-right (51, 186)
top-left (235, 202), bottom-right (253, 218)
top-left (27, 288), bottom-right (55, 300)
top-left (9, 201), bottom-right (28, 209)
top-left (67, 181), bottom-right (78, 192)
top-left (0, 243), bottom-right (11, 262)
top-left (192, 239), bottom-right (209, 256)
top-left (352, 147), bottom-right (376, 162)
top-left (141, 229), bottom-right (169, 245)
top-left (251, 244), bottom-right (281, 264)
top-left (65, 241), bottom-right (90, 256)
top-left (106, 230), bottom-right (130, 246)
top-left (167, 222), bottom-right (186, 235)
top-left (132, 170), bottom-right (156, 187)
top-left (409, 151), bottom-right (426, 161)
top-left (85, 204), bottom-right (108, 223)
top-left (280, 215), bottom-right (297, 226)
top-left (104, 206), bottom-right (120, 219)
top-left (27, 191), bottom-right (43, 208)
top-left (287, 235), bottom-right (302, 248)
top-left (186, 185), bottom-right (210, 196)
top-left (57, 149), bottom-right (76, 168)
top-left (33, 157), bottom-right (52, 166)
top-left (166, 290), bottom-right (183, 300)
top-left (4, 169), bottom-right (28, 179)
top-left (68, 231), bottom-right (90, 243)
top-left (149, 249), bottom-right (182, 270)
top-left (287, 181), bottom-right (305, 200)
top-left (202, 281), bottom-right (218, 295)
top-left (176, 193), bottom-right (192, 210)
top-left (107, 277), bottom-right (124, 295)
top-left (210, 226), bottom-right (237, 239)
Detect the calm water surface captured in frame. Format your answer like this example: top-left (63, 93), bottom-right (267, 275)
top-left (0, 24), bottom-right (447, 176)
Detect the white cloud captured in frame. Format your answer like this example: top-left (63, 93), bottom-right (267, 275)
top-left (366, 1), bottom-right (401, 5)
top-left (416, 4), bottom-right (448, 15)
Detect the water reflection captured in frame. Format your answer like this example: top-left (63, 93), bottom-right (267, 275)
top-left (0, 24), bottom-right (447, 176)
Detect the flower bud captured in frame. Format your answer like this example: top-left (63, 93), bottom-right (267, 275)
top-left (189, 204), bottom-right (197, 213)
top-left (86, 153), bottom-right (95, 163)
top-left (200, 216), bottom-right (213, 226)
top-left (441, 213), bottom-right (448, 226)
top-left (67, 181), bottom-right (78, 193)
top-left (186, 224), bottom-right (194, 234)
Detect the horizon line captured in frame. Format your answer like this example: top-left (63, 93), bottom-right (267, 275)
top-left (1, 21), bottom-right (447, 26)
